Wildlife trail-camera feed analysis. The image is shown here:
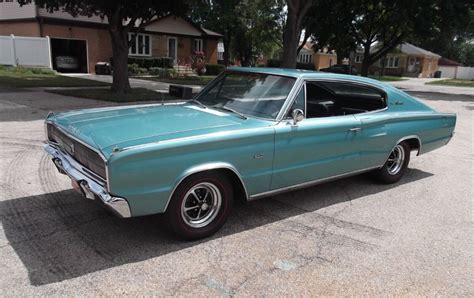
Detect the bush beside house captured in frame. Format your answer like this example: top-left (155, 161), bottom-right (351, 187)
top-left (205, 64), bottom-right (225, 75)
top-left (127, 57), bottom-right (174, 69)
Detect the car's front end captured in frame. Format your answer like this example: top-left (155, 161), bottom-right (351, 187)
top-left (44, 117), bottom-right (131, 218)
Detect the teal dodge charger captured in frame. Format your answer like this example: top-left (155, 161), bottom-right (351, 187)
top-left (44, 67), bottom-right (456, 239)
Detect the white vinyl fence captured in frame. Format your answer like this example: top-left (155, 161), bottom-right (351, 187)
top-left (439, 65), bottom-right (474, 80)
top-left (0, 34), bottom-right (52, 68)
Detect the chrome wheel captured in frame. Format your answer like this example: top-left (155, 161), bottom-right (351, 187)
top-left (181, 182), bottom-right (222, 228)
top-left (387, 144), bottom-right (405, 175)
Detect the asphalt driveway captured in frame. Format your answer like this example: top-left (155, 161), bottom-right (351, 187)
top-left (0, 88), bottom-right (472, 295)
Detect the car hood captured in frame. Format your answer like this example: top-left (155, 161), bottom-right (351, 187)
top-left (50, 103), bottom-right (270, 157)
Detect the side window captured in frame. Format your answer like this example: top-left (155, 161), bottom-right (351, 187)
top-left (288, 85), bottom-right (305, 118)
top-left (304, 81), bottom-right (386, 118)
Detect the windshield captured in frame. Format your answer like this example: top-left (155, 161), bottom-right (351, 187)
top-left (196, 72), bottom-right (296, 119)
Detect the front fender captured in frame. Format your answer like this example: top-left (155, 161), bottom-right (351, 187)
top-left (106, 126), bottom-right (274, 217)
top-left (163, 161), bottom-right (249, 212)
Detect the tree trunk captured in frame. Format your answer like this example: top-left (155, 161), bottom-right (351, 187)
top-left (281, 9), bottom-right (300, 68)
top-left (108, 13), bottom-right (131, 94)
top-left (360, 45), bottom-right (371, 77)
top-left (296, 30), bottom-right (310, 56)
top-left (223, 34), bottom-right (231, 66)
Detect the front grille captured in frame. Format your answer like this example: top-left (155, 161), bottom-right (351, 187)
top-left (47, 123), bottom-right (106, 179)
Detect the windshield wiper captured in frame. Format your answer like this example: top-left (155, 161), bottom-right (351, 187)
top-left (213, 106), bottom-right (248, 120)
top-left (187, 99), bottom-right (207, 109)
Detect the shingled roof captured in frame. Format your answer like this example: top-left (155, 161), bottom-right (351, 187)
top-left (438, 57), bottom-right (463, 66)
top-left (400, 43), bottom-right (441, 58)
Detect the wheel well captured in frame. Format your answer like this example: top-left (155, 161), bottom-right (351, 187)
top-left (402, 138), bottom-right (421, 155)
top-left (212, 169), bottom-right (248, 204)
top-left (175, 168), bottom-right (248, 205)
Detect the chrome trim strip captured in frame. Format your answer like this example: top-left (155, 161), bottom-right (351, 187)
top-left (276, 77), bottom-right (304, 121)
top-left (163, 162), bottom-right (249, 212)
top-left (44, 144), bottom-right (131, 218)
top-left (249, 166), bottom-right (382, 200)
top-left (278, 78), bottom-right (390, 122)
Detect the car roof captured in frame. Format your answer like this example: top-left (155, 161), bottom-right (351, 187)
top-left (226, 67), bottom-right (390, 90)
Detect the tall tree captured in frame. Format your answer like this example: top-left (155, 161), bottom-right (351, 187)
top-left (281, 0), bottom-right (315, 68)
top-left (348, 0), bottom-right (433, 76)
top-left (19, 0), bottom-right (186, 93)
top-left (232, 0), bottom-right (284, 66)
top-left (410, 1), bottom-right (473, 64)
top-left (192, 0), bottom-right (283, 66)
top-left (190, 0), bottom-right (241, 65)
top-left (304, 0), bottom-right (357, 63)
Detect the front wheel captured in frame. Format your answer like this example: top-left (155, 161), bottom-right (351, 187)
top-left (165, 172), bottom-right (233, 240)
top-left (374, 142), bottom-right (411, 184)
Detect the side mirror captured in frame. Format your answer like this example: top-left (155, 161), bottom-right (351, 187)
top-left (292, 109), bottom-right (304, 125)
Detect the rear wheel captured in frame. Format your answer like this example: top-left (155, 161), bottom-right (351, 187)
top-left (375, 141), bottom-right (410, 184)
top-left (165, 172), bottom-right (233, 240)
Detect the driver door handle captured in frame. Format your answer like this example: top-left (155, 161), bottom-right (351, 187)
top-left (348, 127), bottom-right (361, 133)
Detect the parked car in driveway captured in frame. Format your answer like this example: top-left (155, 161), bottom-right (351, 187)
top-left (55, 55), bottom-right (79, 71)
top-left (44, 67), bottom-right (456, 239)
top-left (320, 64), bottom-right (358, 75)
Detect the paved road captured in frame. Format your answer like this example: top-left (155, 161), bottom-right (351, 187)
top-left (0, 89), bottom-right (472, 295)
top-left (388, 78), bottom-right (474, 96)
top-left (65, 73), bottom-right (203, 93)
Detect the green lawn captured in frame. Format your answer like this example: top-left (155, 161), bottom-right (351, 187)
top-left (138, 75), bottom-right (217, 86)
top-left (369, 75), bottom-right (407, 82)
top-left (0, 66), bottom-right (109, 88)
top-left (425, 79), bottom-right (474, 87)
top-left (47, 87), bottom-right (183, 103)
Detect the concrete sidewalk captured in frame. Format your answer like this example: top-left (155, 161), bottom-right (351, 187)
top-left (387, 78), bottom-right (474, 96)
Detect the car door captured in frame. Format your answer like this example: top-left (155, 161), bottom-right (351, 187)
top-left (271, 82), bottom-right (364, 190)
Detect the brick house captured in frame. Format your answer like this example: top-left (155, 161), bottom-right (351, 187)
top-left (269, 42), bottom-right (337, 70)
top-left (353, 43), bottom-right (441, 78)
top-left (0, 1), bottom-right (222, 73)
top-left (297, 43), bottom-right (337, 70)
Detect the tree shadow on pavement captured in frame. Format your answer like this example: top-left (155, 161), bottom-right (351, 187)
top-left (0, 168), bottom-right (433, 286)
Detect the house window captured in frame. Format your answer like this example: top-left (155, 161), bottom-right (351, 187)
top-left (298, 52), bottom-right (312, 64)
top-left (218, 51), bottom-right (224, 61)
top-left (355, 54), bottom-right (363, 63)
top-left (193, 39), bottom-right (203, 53)
top-left (379, 56), bottom-right (399, 68)
top-left (128, 33), bottom-right (151, 56)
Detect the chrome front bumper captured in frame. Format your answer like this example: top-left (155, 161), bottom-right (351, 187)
top-left (44, 143), bottom-right (131, 218)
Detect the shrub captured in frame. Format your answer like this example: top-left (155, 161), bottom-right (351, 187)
top-left (266, 59), bottom-right (282, 67)
top-left (149, 67), bottom-right (177, 78)
top-left (127, 57), bottom-right (173, 69)
top-left (128, 63), bottom-right (147, 75)
top-left (191, 52), bottom-right (207, 75)
top-left (296, 62), bottom-right (315, 70)
top-left (205, 63), bottom-right (225, 75)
